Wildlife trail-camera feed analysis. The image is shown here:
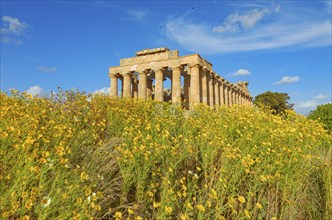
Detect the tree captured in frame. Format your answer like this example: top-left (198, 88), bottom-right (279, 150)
top-left (253, 91), bottom-right (294, 115)
top-left (307, 103), bottom-right (332, 132)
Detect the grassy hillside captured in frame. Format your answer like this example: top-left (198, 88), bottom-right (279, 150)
top-left (1, 91), bottom-right (331, 219)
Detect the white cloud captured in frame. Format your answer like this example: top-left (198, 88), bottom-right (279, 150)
top-left (1, 16), bottom-right (29, 45)
top-left (37, 66), bottom-right (57, 73)
top-left (212, 8), bottom-right (272, 33)
top-left (233, 69), bottom-right (251, 76)
top-left (274, 76), bottom-right (300, 85)
top-left (25, 85), bottom-right (47, 96)
top-left (93, 87), bottom-right (110, 95)
top-left (128, 9), bottom-right (147, 22)
top-left (164, 7), bottom-right (331, 54)
top-left (314, 94), bottom-right (327, 100)
top-left (0, 16), bottom-right (28, 35)
top-left (295, 100), bottom-right (318, 109)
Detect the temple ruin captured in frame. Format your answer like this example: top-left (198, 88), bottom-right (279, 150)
top-left (108, 48), bottom-right (252, 109)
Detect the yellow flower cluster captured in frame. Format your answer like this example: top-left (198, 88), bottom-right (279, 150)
top-left (1, 91), bottom-right (330, 219)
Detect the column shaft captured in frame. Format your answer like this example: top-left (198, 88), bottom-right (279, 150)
top-left (110, 75), bottom-right (118, 97)
top-left (190, 64), bottom-right (200, 107)
top-left (208, 73), bottom-right (214, 107)
top-left (132, 79), bottom-right (138, 98)
top-left (147, 79), bottom-right (153, 99)
top-left (214, 78), bottom-right (220, 106)
top-left (219, 81), bottom-right (224, 106)
top-left (155, 68), bottom-right (164, 102)
top-left (138, 71), bottom-right (147, 100)
top-left (123, 73), bottom-right (132, 97)
top-left (172, 66), bottom-right (182, 103)
top-left (201, 69), bottom-right (208, 104)
top-left (184, 74), bottom-right (190, 109)
top-left (224, 83), bottom-right (228, 107)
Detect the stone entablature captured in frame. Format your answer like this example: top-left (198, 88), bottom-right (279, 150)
top-left (109, 48), bottom-right (253, 109)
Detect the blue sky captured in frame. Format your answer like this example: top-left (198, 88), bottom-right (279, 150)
top-left (1, 0), bottom-right (331, 115)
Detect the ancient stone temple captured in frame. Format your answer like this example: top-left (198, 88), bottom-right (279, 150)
top-left (108, 48), bottom-right (252, 109)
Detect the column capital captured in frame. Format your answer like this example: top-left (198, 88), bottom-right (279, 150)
top-left (171, 65), bottom-right (184, 71)
top-left (188, 63), bottom-right (202, 68)
top-left (154, 67), bottom-right (166, 72)
top-left (203, 66), bottom-right (211, 72)
top-left (139, 70), bottom-right (149, 75)
top-left (121, 72), bottom-right (133, 77)
top-left (109, 73), bottom-right (118, 78)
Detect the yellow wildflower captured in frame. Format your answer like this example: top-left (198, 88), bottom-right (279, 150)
top-left (165, 206), bottom-right (173, 214)
top-left (238, 196), bottom-right (246, 204)
top-left (113, 211), bottom-right (122, 219)
top-left (22, 215), bottom-right (30, 220)
top-left (25, 199), bottom-right (33, 209)
top-left (196, 204), bottom-right (205, 212)
top-left (128, 208), bottom-right (134, 215)
top-left (256, 203), bottom-right (262, 209)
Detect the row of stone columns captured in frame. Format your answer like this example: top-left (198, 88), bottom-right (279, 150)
top-left (109, 63), bottom-right (252, 109)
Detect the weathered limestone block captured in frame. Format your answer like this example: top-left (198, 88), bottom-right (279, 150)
top-left (147, 78), bottom-right (153, 99)
top-left (110, 75), bottom-right (118, 97)
top-left (172, 65), bottom-right (183, 103)
top-left (214, 75), bottom-right (220, 107)
top-left (138, 70), bottom-right (148, 100)
top-left (123, 72), bottom-right (132, 97)
top-left (154, 68), bottom-right (164, 102)
top-left (208, 71), bottom-right (214, 107)
top-left (189, 64), bottom-right (200, 108)
top-left (132, 78), bottom-right (138, 98)
top-left (200, 68), bottom-right (208, 104)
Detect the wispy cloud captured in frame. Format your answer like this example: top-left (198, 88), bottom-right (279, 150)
top-left (164, 3), bottom-right (331, 54)
top-left (314, 94), bottom-right (327, 100)
top-left (1, 15), bottom-right (29, 45)
top-left (274, 76), bottom-right (300, 85)
top-left (295, 99), bottom-right (318, 109)
top-left (212, 7), bottom-right (277, 33)
top-left (93, 87), bottom-right (110, 95)
top-left (37, 66), bottom-right (57, 73)
top-left (25, 85), bottom-right (47, 96)
top-left (233, 69), bottom-right (251, 76)
top-left (128, 9), bottom-right (147, 22)
top-left (294, 93), bottom-right (330, 114)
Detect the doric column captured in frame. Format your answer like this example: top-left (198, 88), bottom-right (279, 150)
top-left (120, 77), bottom-right (124, 97)
top-left (236, 89), bottom-right (240, 105)
top-left (232, 87), bottom-right (236, 105)
top-left (214, 76), bottom-right (220, 107)
top-left (110, 74), bottom-right (118, 97)
top-left (123, 72), bottom-right (132, 97)
top-left (147, 78), bottom-right (153, 99)
top-left (208, 72), bottom-right (214, 107)
top-left (223, 82), bottom-right (228, 107)
top-left (201, 68), bottom-right (208, 104)
top-left (241, 91), bottom-right (246, 105)
top-left (219, 80), bottom-right (224, 106)
top-left (138, 70), bottom-right (148, 100)
top-left (228, 85), bottom-right (233, 107)
top-left (154, 68), bottom-right (164, 102)
top-left (171, 65), bottom-right (183, 103)
top-left (184, 73), bottom-right (190, 109)
top-left (239, 90), bottom-right (242, 105)
top-left (132, 79), bottom-right (138, 98)
top-left (189, 64), bottom-right (201, 107)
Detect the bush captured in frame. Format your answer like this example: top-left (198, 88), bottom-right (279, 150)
top-left (308, 103), bottom-right (332, 132)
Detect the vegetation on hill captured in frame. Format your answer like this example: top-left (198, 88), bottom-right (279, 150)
top-left (308, 103), bottom-right (332, 132)
top-left (1, 90), bottom-right (331, 219)
top-left (254, 91), bottom-right (294, 115)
